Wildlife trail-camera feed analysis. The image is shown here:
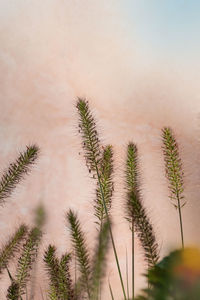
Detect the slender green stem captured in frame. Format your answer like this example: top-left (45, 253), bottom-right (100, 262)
top-left (177, 196), bottom-right (184, 248)
top-left (109, 282), bottom-right (115, 300)
top-left (74, 251), bottom-right (77, 299)
top-left (132, 220), bottom-right (134, 300)
top-left (95, 165), bottom-right (127, 300)
top-left (125, 248), bottom-right (130, 300)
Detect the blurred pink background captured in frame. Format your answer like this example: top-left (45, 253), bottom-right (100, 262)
top-left (0, 1), bottom-right (200, 298)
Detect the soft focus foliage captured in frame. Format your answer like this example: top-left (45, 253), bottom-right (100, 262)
top-left (136, 248), bottom-right (200, 300)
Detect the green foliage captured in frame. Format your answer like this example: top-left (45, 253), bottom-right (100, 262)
top-left (0, 224), bottom-right (28, 275)
top-left (162, 127), bottom-right (185, 247)
top-left (135, 248), bottom-right (200, 300)
top-left (66, 209), bottom-right (91, 298)
top-left (0, 145), bottom-right (39, 205)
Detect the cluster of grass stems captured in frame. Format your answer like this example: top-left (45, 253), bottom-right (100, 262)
top-left (0, 99), bottom-right (187, 299)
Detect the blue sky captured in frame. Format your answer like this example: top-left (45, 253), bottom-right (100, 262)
top-left (123, 1), bottom-right (200, 61)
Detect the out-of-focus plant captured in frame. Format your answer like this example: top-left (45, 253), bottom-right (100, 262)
top-left (135, 247), bottom-right (200, 300)
top-left (7, 204), bottom-right (45, 299)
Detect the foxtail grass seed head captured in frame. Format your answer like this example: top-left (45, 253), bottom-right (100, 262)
top-left (0, 145), bottom-right (39, 204)
top-left (125, 143), bottom-right (159, 268)
top-left (95, 145), bottom-right (114, 226)
top-left (66, 209), bottom-right (91, 297)
top-left (0, 224), bottom-right (28, 275)
top-left (76, 98), bottom-right (101, 174)
top-left (162, 127), bottom-right (185, 248)
top-left (129, 192), bottom-right (159, 268)
top-left (125, 143), bottom-right (140, 223)
top-left (7, 281), bottom-right (20, 300)
top-left (44, 245), bottom-right (61, 298)
top-left (162, 127), bottom-right (185, 207)
top-left (59, 253), bottom-right (74, 299)
top-left (7, 226), bottom-right (42, 298)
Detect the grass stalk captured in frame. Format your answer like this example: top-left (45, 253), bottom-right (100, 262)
top-left (0, 145), bottom-right (39, 205)
top-left (77, 98), bottom-right (127, 300)
top-left (67, 209), bottom-right (91, 299)
top-left (109, 281), bottom-right (115, 300)
top-left (131, 221), bottom-right (134, 300)
top-left (125, 248), bottom-right (130, 300)
top-left (0, 224), bottom-right (28, 275)
top-left (162, 127), bottom-right (185, 248)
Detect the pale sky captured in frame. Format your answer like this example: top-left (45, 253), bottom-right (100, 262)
top-left (122, 0), bottom-right (200, 62)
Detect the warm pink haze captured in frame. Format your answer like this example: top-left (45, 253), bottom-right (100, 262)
top-left (0, 1), bottom-right (200, 299)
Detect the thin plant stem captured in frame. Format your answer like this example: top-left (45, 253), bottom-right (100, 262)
top-left (125, 248), bottom-right (130, 300)
top-left (132, 220), bottom-right (134, 300)
top-left (95, 164), bottom-right (127, 300)
top-left (74, 251), bottom-right (77, 299)
top-left (109, 282), bottom-right (115, 300)
top-left (177, 196), bottom-right (184, 248)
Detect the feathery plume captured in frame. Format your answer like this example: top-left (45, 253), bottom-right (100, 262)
top-left (44, 247), bottom-right (74, 300)
top-left (7, 226), bottom-right (42, 299)
top-left (59, 253), bottom-right (74, 300)
top-left (162, 127), bottom-right (185, 248)
top-left (66, 209), bottom-right (91, 298)
top-left (7, 281), bottom-right (20, 300)
top-left (125, 143), bottom-right (159, 270)
top-left (0, 224), bottom-right (28, 275)
top-left (76, 98), bottom-right (101, 173)
top-left (0, 145), bottom-right (39, 204)
top-left (44, 245), bottom-right (60, 298)
top-left (48, 287), bottom-right (58, 300)
top-left (129, 191), bottom-right (159, 268)
top-left (95, 145), bottom-right (114, 226)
